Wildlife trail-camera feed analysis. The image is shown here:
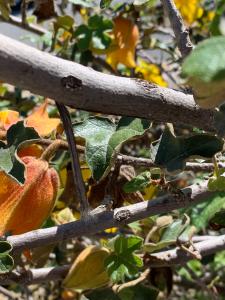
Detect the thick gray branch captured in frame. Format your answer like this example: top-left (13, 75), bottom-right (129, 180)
top-left (0, 34), bottom-right (216, 132)
top-left (7, 181), bottom-right (212, 252)
top-left (161, 0), bottom-right (193, 58)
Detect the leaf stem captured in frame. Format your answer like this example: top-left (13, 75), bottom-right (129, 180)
top-left (56, 102), bottom-right (89, 217)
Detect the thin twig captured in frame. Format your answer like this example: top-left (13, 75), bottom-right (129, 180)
top-left (117, 154), bottom-right (223, 172)
top-left (161, 0), bottom-right (193, 58)
top-left (21, 0), bottom-right (27, 25)
top-left (56, 102), bottom-right (89, 217)
top-left (0, 15), bottom-right (48, 36)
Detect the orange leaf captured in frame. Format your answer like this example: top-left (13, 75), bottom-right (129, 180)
top-left (0, 156), bottom-right (59, 235)
top-left (0, 110), bottom-right (20, 130)
top-left (106, 17), bottom-right (139, 70)
top-left (17, 144), bottom-right (44, 159)
top-left (26, 100), bottom-right (61, 136)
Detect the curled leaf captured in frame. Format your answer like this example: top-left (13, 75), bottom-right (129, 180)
top-left (0, 156), bottom-right (59, 235)
top-left (63, 245), bottom-right (110, 290)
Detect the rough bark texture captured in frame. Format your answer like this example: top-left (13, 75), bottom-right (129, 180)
top-left (0, 34), bottom-right (216, 132)
top-left (8, 181), bottom-right (212, 252)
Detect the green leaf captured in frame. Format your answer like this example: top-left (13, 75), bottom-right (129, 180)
top-left (210, 209), bottom-right (225, 228)
top-left (0, 241), bottom-right (12, 255)
top-left (0, 255), bottom-right (14, 274)
top-left (210, 0), bottom-right (225, 36)
top-left (100, 0), bottom-right (113, 9)
top-left (152, 127), bottom-right (223, 173)
top-left (0, 121), bottom-right (40, 184)
top-left (74, 117), bottom-right (116, 180)
top-left (54, 15), bottom-right (74, 32)
top-left (123, 171), bottom-right (151, 193)
top-left (118, 284), bottom-right (159, 300)
top-left (208, 168), bottom-right (225, 191)
top-left (0, 241), bottom-right (14, 274)
top-left (74, 117), bottom-right (150, 181)
top-left (182, 36), bottom-right (225, 108)
top-left (191, 193), bottom-right (225, 230)
top-left (75, 25), bottom-right (92, 51)
top-left (144, 215), bottom-right (190, 253)
top-left (105, 235), bottom-right (143, 283)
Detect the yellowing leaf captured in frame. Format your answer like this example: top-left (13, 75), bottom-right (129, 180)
top-left (0, 110), bottom-right (20, 130)
top-left (52, 207), bottom-right (76, 225)
top-left (135, 59), bottom-right (167, 87)
top-left (106, 17), bottom-right (139, 70)
top-left (26, 100), bottom-right (61, 136)
top-left (174, 0), bottom-right (203, 25)
top-left (63, 245), bottom-right (110, 290)
top-left (0, 156), bottom-right (59, 235)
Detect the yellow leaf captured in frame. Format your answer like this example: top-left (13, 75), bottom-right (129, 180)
top-left (52, 207), bottom-right (76, 225)
top-left (135, 59), bottom-right (167, 87)
top-left (0, 110), bottom-right (19, 130)
top-left (0, 156), bottom-right (59, 235)
top-left (105, 227), bottom-right (118, 234)
top-left (106, 17), bottom-right (139, 70)
top-left (174, 0), bottom-right (203, 25)
top-left (63, 245), bottom-right (110, 290)
top-left (26, 100), bottom-right (61, 136)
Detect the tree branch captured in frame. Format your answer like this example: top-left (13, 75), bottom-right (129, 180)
top-left (7, 181), bottom-right (212, 252)
top-left (161, 0), bottom-right (193, 58)
top-left (56, 103), bottom-right (89, 217)
top-left (2, 235), bottom-right (225, 285)
top-left (117, 154), bottom-right (225, 172)
top-left (0, 15), bottom-right (48, 36)
top-left (0, 34), bottom-right (217, 133)
top-left (149, 235), bottom-right (225, 266)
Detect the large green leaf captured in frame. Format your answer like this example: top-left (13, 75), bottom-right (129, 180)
top-left (105, 235), bottom-right (143, 283)
top-left (151, 127), bottom-right (223, 173)
top-left (191, 193), bottom-right (225, 230)
top-left (0, 121), bottom-right (40, 184)
top-left (182, 36), bottom-right (225, 108)
top-left (74, 117), bottom-right (150, 181)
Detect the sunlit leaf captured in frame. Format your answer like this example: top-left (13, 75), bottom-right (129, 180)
top-left (106, 17), bottom-right (139, 70)
top-left (74, 117), bottom-right (150, 181)
top-left (26, 100), bottom-right (61, 136)
top-left (182, 36), bottom-right (225, 108)
top-left (63, 245), bottom-right (110, 290)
